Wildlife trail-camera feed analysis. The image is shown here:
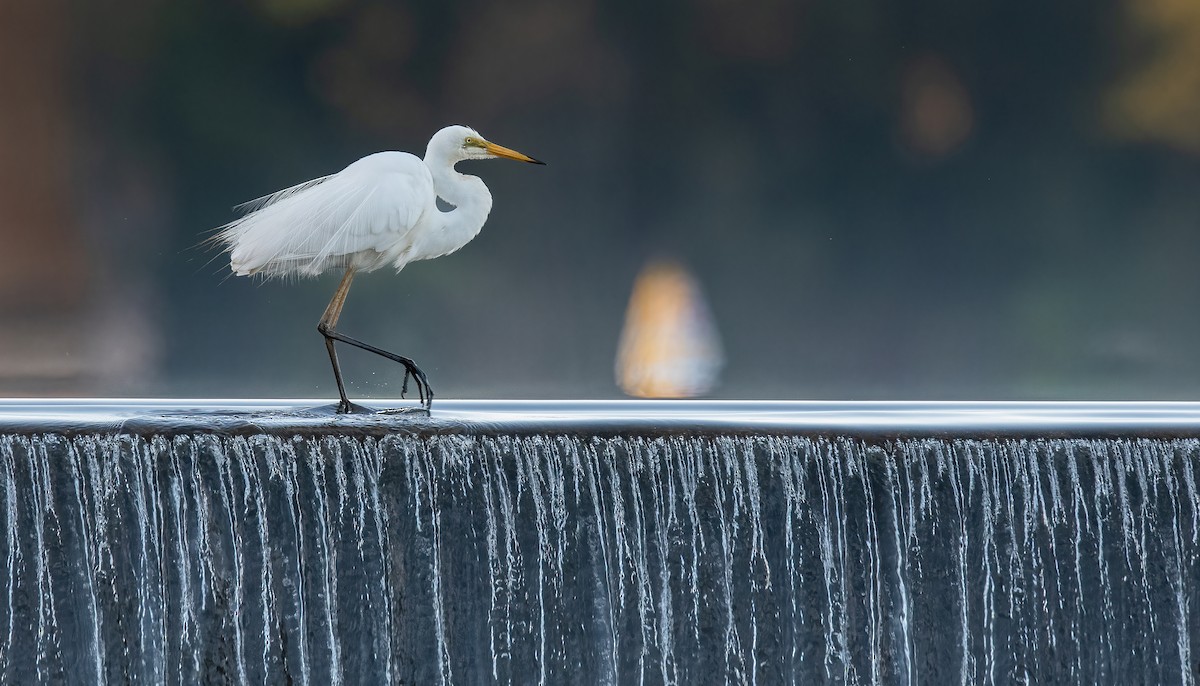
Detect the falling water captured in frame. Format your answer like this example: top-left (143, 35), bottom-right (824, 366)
top-left (0, 431), bottom-right (1197, 684)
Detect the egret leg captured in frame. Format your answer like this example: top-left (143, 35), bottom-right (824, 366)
top-left (318, 266), bottom-right (358, 413)
top-left (321, 329), bottom-right (434, 408)
top-left (317, 265), bottom-right (435, 412)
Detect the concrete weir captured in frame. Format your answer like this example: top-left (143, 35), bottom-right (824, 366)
top-left (1, 400), bottom-right (1198, 684)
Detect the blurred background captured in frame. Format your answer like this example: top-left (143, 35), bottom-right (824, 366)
top-left (2, 0), bottom-right (1199, 401)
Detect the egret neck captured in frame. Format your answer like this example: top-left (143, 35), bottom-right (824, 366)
top-left (422, 152), bottom-right (494, 260)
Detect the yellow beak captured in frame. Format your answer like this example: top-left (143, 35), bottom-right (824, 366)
top-left (483, 140), bottom-right (546, 165)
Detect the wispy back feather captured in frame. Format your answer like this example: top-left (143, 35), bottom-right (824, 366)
top-left (233, 174), bottom-right (334, 214)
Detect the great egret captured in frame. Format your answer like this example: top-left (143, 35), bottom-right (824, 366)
top-left (216, 125), bottom-right (544, 413)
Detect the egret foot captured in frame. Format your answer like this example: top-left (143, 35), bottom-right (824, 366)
top-left (396, 359), bottom-right (435, 410)
top-left (337, 400), bottom-right (378, 415)
top-left (305, 400), bottom-right (376, 415)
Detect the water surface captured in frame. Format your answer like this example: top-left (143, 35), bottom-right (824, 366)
top-left (0, 401), bottom-right (1197, 683)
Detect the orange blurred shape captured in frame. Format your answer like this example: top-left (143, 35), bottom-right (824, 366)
top-left (615, 260), bottom-right (724, 398)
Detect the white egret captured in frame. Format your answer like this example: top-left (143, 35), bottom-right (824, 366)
top-left (215, 125), bottom-right (544, 413)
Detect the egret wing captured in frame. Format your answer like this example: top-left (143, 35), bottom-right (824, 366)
top-left (219, 152), bottom-right (434, 277)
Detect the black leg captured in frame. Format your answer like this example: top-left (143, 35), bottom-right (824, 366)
top-left (317, 266), bottom-right (433, 412)
top-left (322, 332), bottom-right (354, 414)
top-left (319, 267), bottom-right (360, 413)
top-left (318, 325), bottom-right (434, 409)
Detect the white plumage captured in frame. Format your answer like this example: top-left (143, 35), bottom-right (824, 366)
top-left (217, 124), bottom-right (541, 278)
top-left (215, 124), bottom-right (543, 412)
top-left (222, 153), bottom-right (430, 276)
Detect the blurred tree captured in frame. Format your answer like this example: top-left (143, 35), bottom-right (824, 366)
top-left (0, 0), bottom-right (89, 392)
top-left (1106, 0), bottom-right (1200, 153)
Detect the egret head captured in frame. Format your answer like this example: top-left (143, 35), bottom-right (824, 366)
top-left (427, 125), bottom-right (545, 165)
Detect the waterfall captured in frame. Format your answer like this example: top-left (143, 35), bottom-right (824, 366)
top-left (0, 432), bottom-right (1197, 684)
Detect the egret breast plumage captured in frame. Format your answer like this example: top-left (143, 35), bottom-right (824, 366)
top-left (215, 124), bottom-right (544, 413)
